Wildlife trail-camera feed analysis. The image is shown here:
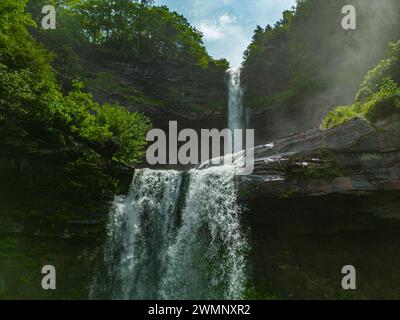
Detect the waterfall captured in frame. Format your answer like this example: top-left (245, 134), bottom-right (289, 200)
top-left (90, 166), bottom-right (249, 300)
top-left (227, 68), bottom-right (245, 152)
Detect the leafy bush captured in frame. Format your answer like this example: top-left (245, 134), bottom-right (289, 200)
top-left (356, 41), bottom-right (400, 102)
top-left (92, 102), bottom-right (151, 164)
top-left (321, 103), bottom-right (364, 129)
top-left (322, 42), bottom-right (400, 129)
top-left (365, 79), bottom-right (400, 122)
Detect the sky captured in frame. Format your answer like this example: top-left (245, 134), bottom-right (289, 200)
top-left (155, 0), bottom-right (297, 68)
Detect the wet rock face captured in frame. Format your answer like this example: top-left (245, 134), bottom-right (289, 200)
top-left (240, 118), bottom-right (400, 198)
top-left (240, 118), bottom-right (400, 299)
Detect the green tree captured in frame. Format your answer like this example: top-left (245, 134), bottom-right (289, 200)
top-left (1, 0), bottom-right (151, 199)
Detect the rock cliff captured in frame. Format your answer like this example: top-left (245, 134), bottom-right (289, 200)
top-left (240, 117), bottom-right (400, 299)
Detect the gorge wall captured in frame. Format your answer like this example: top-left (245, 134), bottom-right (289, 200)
top-left (239, 117), bottom-right (400, 299)
top-left (2, 117), bottom-right (400, 299)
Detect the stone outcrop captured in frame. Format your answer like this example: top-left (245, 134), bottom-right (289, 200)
top-left (239, 117), bottom-right (400, 299)
top-left (240, 118), bottom-right (400, 199)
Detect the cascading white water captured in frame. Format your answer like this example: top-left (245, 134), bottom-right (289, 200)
top-left (227, 68), bottom-right (245, 152)
top-left (90, 67), bottom-right (250, 300)
top-left (90, 166), bottom-right (249, 300)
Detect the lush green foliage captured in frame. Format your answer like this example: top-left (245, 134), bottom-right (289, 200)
top-left (322, 42), bottom-right (400, 129)
top-left (355, 42), bottom-right (400, 103)
top-left (89, 100), bottom-right (151, 163)
top-left (74, 0), bottom-right (211, 65)
top-left (0, 0), bottom-right (151, 202)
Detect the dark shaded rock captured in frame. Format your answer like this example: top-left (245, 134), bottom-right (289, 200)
top-left (81, 56), bottom-right (228, 129)
top-left (244, 191), bottom-right (400, 300)
top-left (89, 137), bottom-right (122, 160)
top-left (108, 161), bottom-right (135, 194)
top-left (240, 118), bottom-right (400, 299)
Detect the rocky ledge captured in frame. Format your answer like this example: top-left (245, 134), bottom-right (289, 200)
top-left (240, 117), bottom-right (400, 199)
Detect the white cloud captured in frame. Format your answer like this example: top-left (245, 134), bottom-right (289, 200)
top-left (198, 13), bottom-right (247, 67)
top-left (198, 13), bottom-right (249, 67)
top-left (199, 23), bottom-right (224, 40)
top-left (219, 14), bottom-right (236, 26)
top-left (199, 14), bottom-right (237, 41)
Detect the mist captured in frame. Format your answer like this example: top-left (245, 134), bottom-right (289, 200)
top-left (242, 0), bottom-right (400, 143)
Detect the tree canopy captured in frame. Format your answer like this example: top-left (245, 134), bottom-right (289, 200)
top-left (26, 0), bottom-right (229, 117)
top-left (0, 0), bottom-right (151, 200)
